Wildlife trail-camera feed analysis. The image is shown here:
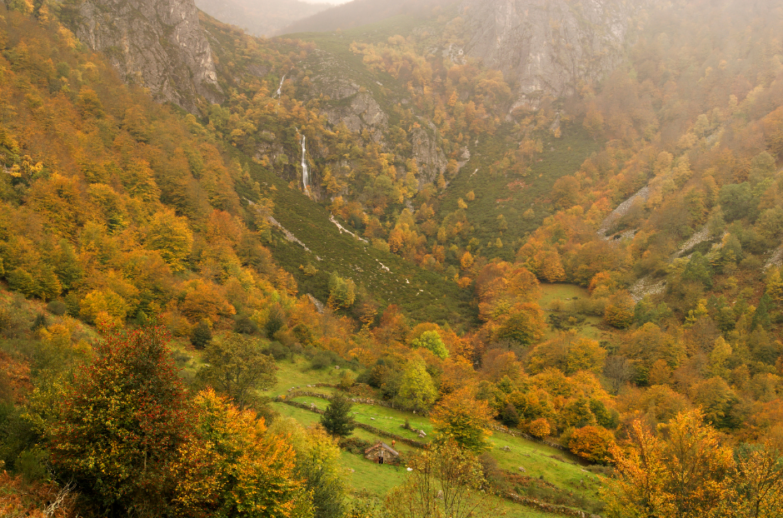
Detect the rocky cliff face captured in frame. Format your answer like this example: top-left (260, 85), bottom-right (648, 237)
top-left (411, 125), bottom-right (448, 186)
top-left (69, 0), bottom-right (222, 112)
top-left (461, 0), bottom-right (639, 109)
top-left (303, 50), bottom-right (388, 143)
top-left (312, 76), bottom-right (447, 188)
top-left (316, 77), bottom-right (388, 143)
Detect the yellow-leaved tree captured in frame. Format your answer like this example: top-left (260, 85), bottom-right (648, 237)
top-left (431, 385), bottom-right (494, 452)
top-left (171, 389), bottom-right (303, 518)
top-left (268, 417), bottom-right (348, 518)
top-left (145, 209), bottom-right (194, 272)
top-left (604, 410), bottom-right (735, 518)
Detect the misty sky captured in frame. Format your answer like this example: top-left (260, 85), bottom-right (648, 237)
top-left (301, 0), bottom-right (352, 4)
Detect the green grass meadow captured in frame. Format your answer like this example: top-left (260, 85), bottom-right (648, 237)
top-left (261, 353), bottom-right (606, 516)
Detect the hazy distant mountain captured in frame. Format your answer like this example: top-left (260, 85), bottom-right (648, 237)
top-left (278, 0), bottom-right (456, 35)
top-left (196, 0), bottom-right (331, 37)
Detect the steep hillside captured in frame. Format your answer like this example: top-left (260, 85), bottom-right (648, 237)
top-left (202, 2), bottom-right (642, 284)
top-left (0, 4), bottom-right (282, 331)
top-left (198, 13), bottom-right (479, 325)
top-left (284, 0), bottom-right (642, 109)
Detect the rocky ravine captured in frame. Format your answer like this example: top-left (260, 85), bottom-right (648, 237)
top-left (69, 0), bottom-right (222, 113)
top-left (462, 0), bottom-right (640, 109)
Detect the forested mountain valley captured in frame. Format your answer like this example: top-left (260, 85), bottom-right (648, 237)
top-left (2, 0), bottom-right (783, 517)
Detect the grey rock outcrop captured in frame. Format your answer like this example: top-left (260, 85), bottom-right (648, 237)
top-left (411, 126), bottom-right (447, 186)
top-left (319, 80), bottom-right (388, 143)
top-left (303, 51), bottom-right (388, 142)
top-left (462, 0), bottom-right (639, 109)
top-left (70, 0), bottom-right (222, 112)
top-left (308, 59), bottom-right (388, 143)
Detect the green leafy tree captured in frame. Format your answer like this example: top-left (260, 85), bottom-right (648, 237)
top-left (384, 440), bottom-right (499, 518)
top-left (560, 398), bottom-right (597, 430)
top-left (590, 399), bottom-right (620, 430)
top-left (270, 417), bottom-right (348, 518)
top-left (36, 267), bottom-right (62, 301)
top-left (682, 252), bottom-right (713, 289)
top-left (7, 268), bottom-right (37, 298)
top-left (411, 330), bottom-right (449, 359)
top-left (189, 320), bottom-right (212, 350)
top-left (720, 183), bottom-right (757, 222)
top-left (634, 297), bottom-right (672, 326)
top-left (766, 268), bottom-right (783, 302)
top-left (197, 334), bottom-right (277, 410)
top-left (495, 304), bottom-right (546, 346)
top-left (500, 403), bottom-right (519, 427)
top-left (395, 357), bottom-right (438, 413)
top-left (320, 395), bottom-right (355, 438)
top-left (49, 327), bottom-right (188, 516)
top-left (749, 151), bottom-right (776, 185)
top-left (752, 293), bottom-right (773, 331)
top-left (604, 291), bottom-right (636, 329)
top-left (54, 239), bottom-right (83, 291)
top-left (328, 273), bottom-right (356, 309)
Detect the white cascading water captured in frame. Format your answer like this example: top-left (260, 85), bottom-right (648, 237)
top-left (300, 135), bottom-right (311, 196)
top-left (276, 74), bottom-right (286, 98)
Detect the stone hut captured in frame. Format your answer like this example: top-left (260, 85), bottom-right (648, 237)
top-left (364, 442), bottom-right (400, 465)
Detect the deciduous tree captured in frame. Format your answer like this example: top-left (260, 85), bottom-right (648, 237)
top-left (411, 330), bottom-right (449, 359)
top-left (395, 357), bottom-right (438, 413)
top-left (604, 291), bottom-right (636, 329)
top-left (197, 334), bottom-right (277, 410)
top-left (431, 386), bottom-right (494, 452)
top-left (171, 389), bottom-right (302, 518)
top-left (604, 410), bottom-right (735, 518)
top-left (569, 425), bottom-right (615, 464)
top-left (269, 418), bottom-right (347, 518)
top-left (49, 327), bottom-right (188, 516)
top-left (384, 440), bottom-right (499, 518)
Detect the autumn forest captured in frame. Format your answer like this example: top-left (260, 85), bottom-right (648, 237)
top-left (2, 0), bottom-right (783, 517)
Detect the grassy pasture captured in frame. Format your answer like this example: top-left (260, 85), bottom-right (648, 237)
top-left (538, 283), bottom-right (606, 341)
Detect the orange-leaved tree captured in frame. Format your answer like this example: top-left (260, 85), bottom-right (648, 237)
top-left (604, 410), bottom-right (735, 518)
top-left (568, 425), bottom-right (616, 465)
top-left (431, 385), bottom-right (494, 452)
top-left (170, 389), bottom-right (303, 518)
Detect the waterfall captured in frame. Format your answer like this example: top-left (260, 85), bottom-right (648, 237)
top-left (276, 74), bottom-right (286, 98)
top-left (300, 135), bottom-right (310, 196)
